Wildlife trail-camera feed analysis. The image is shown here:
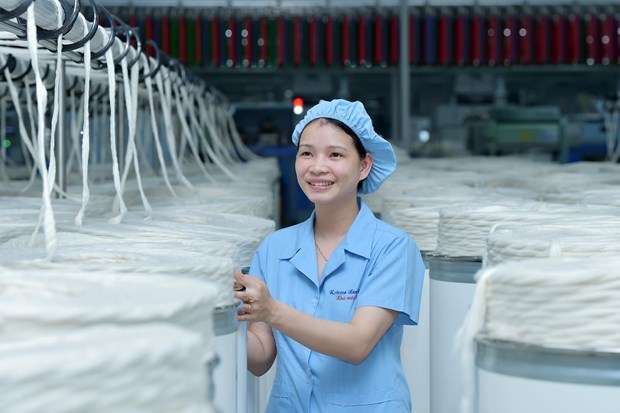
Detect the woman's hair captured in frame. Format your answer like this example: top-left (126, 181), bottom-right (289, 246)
top-left (306, 118), bottom-right (368, 191)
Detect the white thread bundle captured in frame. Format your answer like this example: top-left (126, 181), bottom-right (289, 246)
top-left (0, 8), bottom-right (270, 245)
top-left (436, 202), bottom-right (609, 258)
top-left (0, 223), bottom-right (241, 306)
top-left (0, 225), bottom-right (239, 263)
top-left (0, 324), bottom-right (213, 413)
top-left (481, 171), bottom-right (620, 195)
top-left (362, 154), bottom-right (553, 215)
top-left (0, 261), bottom-right (218, 345)
top-left (150, 209), bottom-right (276, 241)
top-left (109, 217), bottom-right (263, 269)
top-left (485, 223), bottom-right (620, 267)
top-left (362, 169), bottom-right (481, 214)
top-left (24, 4), bottom-right (57, 259)
top-left (458, 256), bottom-right (620, 413)
top-left (74, 39), bottom-right (91, 227)
top-left (113, 179), bottom-right (276, 221)
top-left (542, 186), bottom-right (620, 208)
top-left (0, 6), bottom-right (275, 413)
top-left (471, 256), bottom-right (620, 348)
top-left (382, 206), bottom-right (440, 252)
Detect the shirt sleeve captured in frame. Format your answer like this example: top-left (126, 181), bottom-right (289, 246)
top-left (355, 233), bottom-right (425, 325)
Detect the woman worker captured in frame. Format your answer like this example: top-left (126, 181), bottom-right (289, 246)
top-left (234, 99), bottom-right (425, 412)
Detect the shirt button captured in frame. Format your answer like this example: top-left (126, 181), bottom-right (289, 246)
top-left (311, 298), bottom-right (318, 305)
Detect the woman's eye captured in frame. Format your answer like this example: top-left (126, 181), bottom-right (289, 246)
top-left (330, 152), bottom-right (343, 158)
top-left (299, 151), bottom-right (312, 157)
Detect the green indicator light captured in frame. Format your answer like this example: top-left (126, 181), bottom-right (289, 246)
top-left (3, 139), bottom-right (11, 148)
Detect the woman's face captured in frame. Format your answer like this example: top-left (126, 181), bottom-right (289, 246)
top-left (295, 120), bottom-right (373, 206)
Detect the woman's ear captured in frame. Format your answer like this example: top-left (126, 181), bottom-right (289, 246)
top-left (360, 153), bottom-right (374, 180)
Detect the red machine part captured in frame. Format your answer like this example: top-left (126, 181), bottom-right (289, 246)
top-left (325, 16), bottom-right (334, 67)
top-left (550, 11), bottom-right (566, 65)
top-left (585, 12), bottom-right (601, 65)
top-left (519, 13), bottom-right (533, 65)
top-left (438, 12), bottom-right (451, 65)
top-left (486, 11), bottom-right (500, 66)
top-left (503, 13), bottom-right (516, 65)
top-left (535, 12), bottom-right (550, 65)
top-left (454, 10), bottom-right (469, 66)
top-left (471, 12), bottom-right (484, 66)
top-left (567, 12), bottom-right (582, 64)
top-left (601, 11), bottom-right (619, 65)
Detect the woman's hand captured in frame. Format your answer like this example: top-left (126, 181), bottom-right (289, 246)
top-left (233, 270), bottom-right (275, 323)
top-left (233, 270), bottom-right (278, 375)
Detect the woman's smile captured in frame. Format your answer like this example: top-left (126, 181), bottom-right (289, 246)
top-left (308, 180), bottom-right (334, 189)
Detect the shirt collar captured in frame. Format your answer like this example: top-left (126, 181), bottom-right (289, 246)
top-left (280, 197), bottom-right (376, 261)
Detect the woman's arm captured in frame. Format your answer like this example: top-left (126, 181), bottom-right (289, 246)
top-left (271, 301), bottom-right (396, 365)
top-left (246, 321), bottom-right (277, 376)
top-left (235, 271), bottom-right (397, 365)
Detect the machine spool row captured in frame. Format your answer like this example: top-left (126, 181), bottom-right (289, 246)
top-left (107, 5), bottom-right (620, 69)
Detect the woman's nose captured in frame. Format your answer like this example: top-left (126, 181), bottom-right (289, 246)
top-left (309, 156), bottom-right (328, 173)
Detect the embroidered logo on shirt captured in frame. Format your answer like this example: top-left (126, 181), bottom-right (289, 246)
top-left (329, 289), bottom-right (359, 301)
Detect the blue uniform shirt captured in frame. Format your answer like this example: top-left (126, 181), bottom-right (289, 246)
top-left (250, 198), bottom-right (425, 413)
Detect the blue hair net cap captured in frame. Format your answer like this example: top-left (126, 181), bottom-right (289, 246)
top-left (291, 99), bottom-right (397, 194)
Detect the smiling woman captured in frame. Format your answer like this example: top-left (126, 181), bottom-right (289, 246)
top-left (294, 119), bottom-right (373, 208)
top-left (233, 99), bottom-right (425, 413)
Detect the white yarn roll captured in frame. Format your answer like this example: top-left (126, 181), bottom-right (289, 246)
top-left (0, 324), bottom-right (213, 413)
top-left (481, 171), bottom-right (620, 195)
top-left (381, 186), bottom-right (538, 211)
top-left (458, 255), bottom-right (620, 413)
top-left (436, 202), bottom-right (614, 258)
top-left (46, 215), bottom-right (258, 268)
top-left (417, 155), bottom-right (550, 175)
top-left (379, 183), bottom-right (539, 255)
top-left (0, 224), bottom-right (238, 259)
top-left (382, 206), bottom-right (440, 252)
top-left (0, 195), bottom-right (110, 219)
top-left (542, 186), bottom-right (620, 208)
top-left (471, 256), bottom-right (620, 348)
top-left (485, 223), bottom-right (620, 267)
top-left (151, 209), bottom-right (276, 242)
top-left (89, 176), bottom-right (276, 220)
top-left (0, 262), bottom-right (218, 346)
top-left (113, 218), bottom-right (263, 269)
top-left (0, 225), bottom-right (240, 306)
top-left (361, 170), bottom-right (481, 214)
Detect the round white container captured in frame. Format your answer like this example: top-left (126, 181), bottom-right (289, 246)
top-left (401, 254), bottom-right (430, 413)
top-left (428, 255), bottom-right (481, 413)
top-left (476, 337), bottom-right (620, 413)
top-left (212, 300), bottom-right (247, 413)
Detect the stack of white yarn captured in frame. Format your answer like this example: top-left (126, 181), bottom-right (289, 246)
top-left (382, 205), bottom-right (441, 253)
top-left (542, 186), bottom-right (620, 208)
top-left (0, 225), bottom-right (240, 307)
top-left (485, 223), bottom-right (620, 267)
top-left (435, 202), bottom-right (612, 258)
top-left (361, 166), bottom-right (482, 215)
top-left (0, 324), bottom-right (213, 413)
top-left (151, 208), bottom-right (276, 244)
top-left (111, 217), bottom-right (265, 270)
top-left (0, 262), bottom-right (220, 412)
top-left (465, 256), bottom-right (620, 349)
top-left (0, 262), bottom-right (217, 347)
top-left (0, 6), bottom-right (280, 410)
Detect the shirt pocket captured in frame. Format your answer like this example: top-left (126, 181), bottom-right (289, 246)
top-left (326, 387), bottom-right (395, 408)
top-left (265, 380), bottom-right (294, 413)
